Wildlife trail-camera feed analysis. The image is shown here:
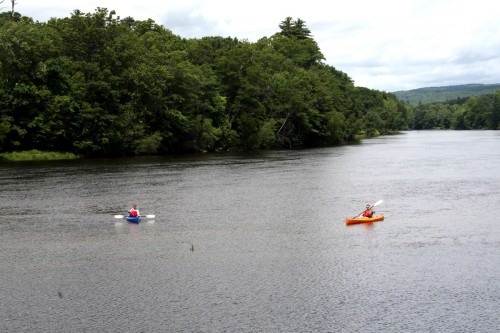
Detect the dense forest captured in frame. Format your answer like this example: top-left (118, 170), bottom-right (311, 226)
top-left (412, 92), bottom-right (500, 130)
top-left (393, 83), bottom-right (500, 105)
top-left (0, 8), bottom-right (412, 156)
top-left (0, 9), bottom-right (498, 157)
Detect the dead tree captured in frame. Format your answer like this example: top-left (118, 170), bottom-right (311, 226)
top-left (276, 112), bottom-right (293, 148)
top-left (10, 0), bottom-right (16, 20)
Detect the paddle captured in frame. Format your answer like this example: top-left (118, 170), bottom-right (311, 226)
top-left (114, 214), bottom-right (155, 219)
top-left (352, 199), bottom-right (383, 218)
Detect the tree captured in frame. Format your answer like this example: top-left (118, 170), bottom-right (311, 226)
top-left (279, 17), bottom-right (312, 39)
top-left (0, 9), bottom-right (417, 156)
top-left (1, 0), bottom-right (17, 20)
top-left (272, 17), bottom-right (324, 68)
top-left (462, 95), bottom-right (493, 129)
top-left (0, 1), bottom-right (15, 21)
top-left (0, 19), bottom-right (69, 151)
top-left (492, 90), bottom-right (500, 130)
top-left (10, 0), bottom-right (16, 20)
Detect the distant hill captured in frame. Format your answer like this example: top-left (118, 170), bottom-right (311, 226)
top-left (392, 83), bottom-right (500, 105)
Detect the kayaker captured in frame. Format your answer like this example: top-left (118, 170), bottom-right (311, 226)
top-left (129, 203), bottom-right (140, 217)
top-left (360, 204), bottom-right (374, 218)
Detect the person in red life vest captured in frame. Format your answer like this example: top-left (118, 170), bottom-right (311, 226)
top-left (129, 203), bottom-right (140, 217)
top-left (361, 204), bottom-right (374, 218)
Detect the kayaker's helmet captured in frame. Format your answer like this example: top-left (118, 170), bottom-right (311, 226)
top-left (366, 204), bottom-right (370, 209)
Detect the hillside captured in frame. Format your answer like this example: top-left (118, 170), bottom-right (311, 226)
top-left (392, 83), bottom-right (500, 105)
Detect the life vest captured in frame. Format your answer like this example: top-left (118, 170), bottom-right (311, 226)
top-left (362, 210), bottom-right (372, 217)
top-left (129, 208), bottom-right (139, 217)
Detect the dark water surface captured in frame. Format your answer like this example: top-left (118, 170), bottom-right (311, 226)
top-left (1, 131), bottom-right (499, 332)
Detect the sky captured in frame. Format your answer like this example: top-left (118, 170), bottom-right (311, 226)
top-left (9, 0), bottom-right (500, 92)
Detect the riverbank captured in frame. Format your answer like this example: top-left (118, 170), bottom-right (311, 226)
top-left (0, 150), bottom-right (80, 161)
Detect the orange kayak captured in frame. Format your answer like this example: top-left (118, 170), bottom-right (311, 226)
top-left (345, 214), bottom-right (384, 225)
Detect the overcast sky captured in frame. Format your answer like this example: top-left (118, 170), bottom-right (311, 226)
top-left (10, 0), bottom-right (500, 92)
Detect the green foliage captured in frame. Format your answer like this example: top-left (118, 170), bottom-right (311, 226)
top-left (191, 115), bottom-right (222, 151)
top-left (257, 119), bottom-right (278, 148)
top-left (271, 17), bottom-right (324, 69)
top-left (0, 149), bottom-right (80, 161)
top-left (411, 91), bottom-right (500, 130)
top-left (134, 132), bottom-right (162, 155)
top-left (0, 10), bottom-right (415, 156)
top-left (492, 91), bottom-right (500, 130)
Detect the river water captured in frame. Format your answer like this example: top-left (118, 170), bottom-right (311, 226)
top-left (1, 131), bottom-right (499, 332)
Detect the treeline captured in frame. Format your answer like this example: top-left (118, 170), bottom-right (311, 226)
top-left (1, 8), bottom-right (413, 156)
top-left (413, 92), bottom-right (500, 130)
top-left (393, 83), bottom-right (500, 105)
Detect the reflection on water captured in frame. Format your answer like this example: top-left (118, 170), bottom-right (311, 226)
top-left (1, 131), bottom-right (500, 332)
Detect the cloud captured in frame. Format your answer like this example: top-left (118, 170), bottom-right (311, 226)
top-left (13, 0), bottom-right (500, 92)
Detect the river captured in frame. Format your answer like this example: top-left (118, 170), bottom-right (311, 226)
top-left (1, 130), bottom-right (499, 332)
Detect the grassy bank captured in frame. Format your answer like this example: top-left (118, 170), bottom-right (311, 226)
top-left (0, 150), bottom-right (80, 161)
